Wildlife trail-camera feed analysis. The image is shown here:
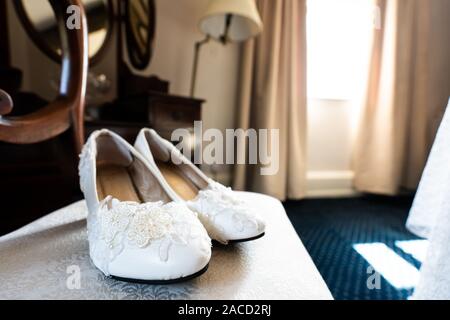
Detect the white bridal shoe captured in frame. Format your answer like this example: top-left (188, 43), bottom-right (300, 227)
top-left (134, 129), bottom-right (266, 244)
top-left (79, 129), bottom-right (211, 283)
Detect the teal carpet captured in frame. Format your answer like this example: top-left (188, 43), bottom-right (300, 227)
top-left (284, 195), bottom-right (421, 300)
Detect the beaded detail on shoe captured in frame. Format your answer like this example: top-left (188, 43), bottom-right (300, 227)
top-left (88, 196), bottom-right (211, 276)
top-left (187, 181), bottom-right (265, 244)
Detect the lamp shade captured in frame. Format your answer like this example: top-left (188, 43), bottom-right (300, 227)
top-left (199, 0), bottom-right (263, 42)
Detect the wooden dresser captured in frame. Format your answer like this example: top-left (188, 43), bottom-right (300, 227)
top-left (87, 90), bottom-right (204, 144)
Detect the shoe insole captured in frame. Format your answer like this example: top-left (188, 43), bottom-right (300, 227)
top-left (96, 164), bottom-right (141, 202)
top-left (156, 161), bottom-right (199, 201)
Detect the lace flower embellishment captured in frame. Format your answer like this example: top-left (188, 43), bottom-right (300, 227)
top-left (127, 205), bottom-right (173, 247)
top-left (189, 181), bottom-right (263, 235)
top-left (93, 197), bottom-right (209, 265)
top-left (98, 198), bottom-right (134, 257)
top-left (78, 138), bottom-right (96, 193)
top-left (209, 182), bottom-right (243, 203)
top-left (193, 181), bottom-right (247, 216)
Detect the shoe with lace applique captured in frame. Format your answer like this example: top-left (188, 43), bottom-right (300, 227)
top-left (79, 129), bottom-right (211, 283)
top-left (134, 128), bottom-right (266, 245)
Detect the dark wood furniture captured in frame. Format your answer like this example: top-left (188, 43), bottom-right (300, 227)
top-left (0, 0), bottom-right (88, 234)
top-left (123, 0), bottom-right (156, 71)
top-left (3, 0), bottom-right (204, 148)
top-left (0, 0), bottom-right (88, 150)
top-left (92, 90), bottom-right (204, 144)
top-left (0, 0), bottom-right (10, 67)
top-left (0, 0), bottom-right (203, 235)
top-left (90, 0), bottom-right (204, 147)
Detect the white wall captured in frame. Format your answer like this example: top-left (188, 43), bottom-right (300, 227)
top-left (306, 98), bottom-right (360, 198)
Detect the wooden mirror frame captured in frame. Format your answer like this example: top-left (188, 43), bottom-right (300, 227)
top-left (13, 0), bottom-right (114, 66)
top-left (0, 0), bottom-right (88, 152)
top-left (123, 0), bottom-right (156, 70)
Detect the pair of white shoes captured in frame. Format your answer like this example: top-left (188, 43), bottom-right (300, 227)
top-left (79, 129), bottom-right (265, 283)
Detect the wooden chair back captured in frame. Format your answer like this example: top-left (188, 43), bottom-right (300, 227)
top-left (0, 0), bottom-right (88, 152)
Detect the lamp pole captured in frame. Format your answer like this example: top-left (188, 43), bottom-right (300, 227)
top-left (190, 35), bottom-right (210, 97)
top-left (189, 14), bottom-right (234, 97)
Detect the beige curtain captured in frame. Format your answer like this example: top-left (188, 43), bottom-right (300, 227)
top-left (233, 0), bottom-right (307, 201)
top-left (353, 0), bottom-right (450, 194)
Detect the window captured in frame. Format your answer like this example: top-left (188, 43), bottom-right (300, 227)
top-left (307, 0), bottom-right (374, 100)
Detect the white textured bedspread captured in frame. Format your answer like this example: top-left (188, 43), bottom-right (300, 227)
top-left (0, 192), bottom-right (332, 300)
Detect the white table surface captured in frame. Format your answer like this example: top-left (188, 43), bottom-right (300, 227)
top-left (0, 192), bottom-right (333, 300)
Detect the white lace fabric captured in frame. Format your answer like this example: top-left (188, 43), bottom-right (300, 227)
top-left (187, 181), bottom-right (265, 243)
top-left (88, 196), bottom-right (211, 276)
top-left (78, 134), bottom-right (95, 194)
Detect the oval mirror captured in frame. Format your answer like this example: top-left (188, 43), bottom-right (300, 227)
top-left (124, 0), bottom-right (155, 70)
top-left (14, 0), bottom-right (113, 65)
